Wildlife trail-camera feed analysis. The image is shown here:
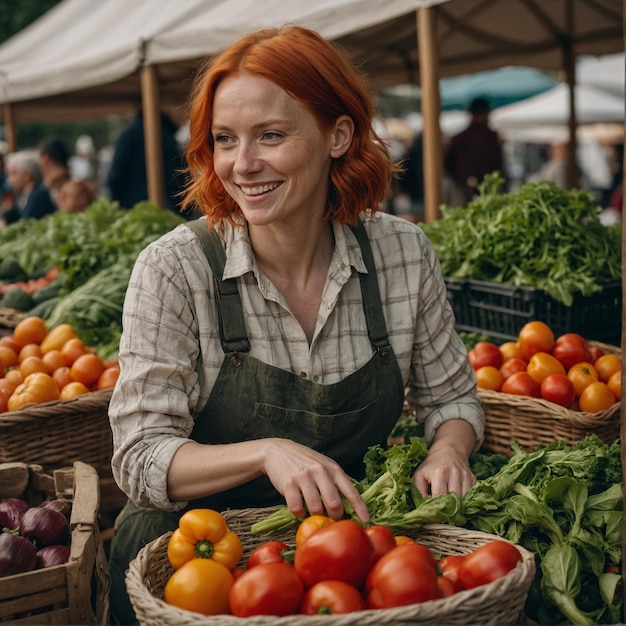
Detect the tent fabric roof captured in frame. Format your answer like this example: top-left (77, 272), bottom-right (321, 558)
top-left (0, 0), bottom-right (622, 122)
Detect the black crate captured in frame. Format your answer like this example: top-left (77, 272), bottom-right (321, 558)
top-left (445, 277), bottom-right (622, 345)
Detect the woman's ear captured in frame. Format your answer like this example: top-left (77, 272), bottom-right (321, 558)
top-left (330, 115), bottom-right (354, 158)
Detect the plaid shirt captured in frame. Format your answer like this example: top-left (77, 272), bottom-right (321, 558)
top-left (109, 211), bottom-right (484, 509)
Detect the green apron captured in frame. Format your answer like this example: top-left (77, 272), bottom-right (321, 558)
top-left (109, 219), bottom-right (404, 624)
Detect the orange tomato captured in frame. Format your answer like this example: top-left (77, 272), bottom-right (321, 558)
top-left (498, 341), bottom-right (524, 362)
top-left (0, 345), bottom-right (18, 369)
top-left (70, 353), bottom-right (105, 387)
top-left (0, 388), bottom-right (10, 413)
top-left (4, 368), bottom-right (23, 386)
top-left (19, 355), bottom-right (48, 379)
top-left (60, 338), bottom-right (88, 366)
top-left (0, 336), bottom-right (20, 353)
top-left (52, 366), bottom-right (74, 390)
top-left (526, 352), bottom-right (565, 385)
top-left (12, 316), bottom-right (48, 348)
top-left (607, 370), bottom-right (621, 401)
top-left (18, 343), bottom-right (43, 363)
top-left (0, 377), bottom-right (18, 396)
top-left (474, 365), bottom-right (504, 391)
top-left (394, 535), bottom-right (416, 545)
top-left (39, 323), bottom-right (78, 354)
top-left (578, 381), bottom-right (617, 413)
top-left (567, 362), bottom-right (599, 396)
top-left (517, 321), bottom-right (555, 359)
top-left (593, 353), bottom-right (621, 384)
top-left (97, 365), bottom-right (120, 390)
top-left (59, 381), bottom-right (91, 400)
top-left (42, 349), bottom-right (66, 374)
top-left (295, 515), bottom-right (336, 548)
top-left (8, 372), bottom-right (59, 410)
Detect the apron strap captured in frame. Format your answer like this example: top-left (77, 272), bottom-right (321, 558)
top-left (186, 218), bottom-right (251, 354)
top-left (187, 217), bottom-right (390, 354)
top-left (349, 220), bottom-right (392, 352)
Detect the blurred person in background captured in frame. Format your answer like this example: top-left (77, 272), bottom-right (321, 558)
top-left (69, 134), bottom-right (97, 183)
top-left (36, 136), bottom-right (71, 214)
top-left (56, 179), bottom-right (96, 214)
top-left (106, 106), bottom-right (189, 216)
top-left (2, 149), bottom-right (49, 225)
top-left (443, 97), bottom-right (505, 204)
top-left (528, 141), bottom-right (570, 189)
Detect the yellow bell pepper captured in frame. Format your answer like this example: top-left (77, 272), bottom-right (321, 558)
top-left (167, 508), bottom-right (242, 571)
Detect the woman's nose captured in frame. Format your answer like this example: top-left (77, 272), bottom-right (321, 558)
top-left (233, 141), bottom-right (261, 175)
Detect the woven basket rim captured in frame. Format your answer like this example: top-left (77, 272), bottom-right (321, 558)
top-left (0, 387), bottom-right (112, 425)
top-left (126, 520), bottom-right (536, 626)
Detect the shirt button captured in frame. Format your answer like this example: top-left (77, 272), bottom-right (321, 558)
top-left (299, 372), bottom-right (307, 378)
top-left (313, 375), bottom-right (319, 382)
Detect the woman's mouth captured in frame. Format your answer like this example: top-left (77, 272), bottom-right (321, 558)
top-left (239, 182), bottom-right (282, 196)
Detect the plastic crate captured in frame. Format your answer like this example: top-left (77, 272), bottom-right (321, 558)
top-left (445, 277), bottom-right (622, 345)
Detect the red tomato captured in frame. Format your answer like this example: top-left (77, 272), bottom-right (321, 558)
top-left (365, 543), bottom-right (441, 609)
top-left (588, 345), bottom-right (606, 362)
top-left (228, 562), bottom-right (304, 617)
top-left (300, 580), bottom-right (366, 615)
top-left (518, 321), bottom-right (555, 359)
top-left (365, 525), bottom-right (397, 563)
top-left (458, 540), bottom-right (522, 589)
top-left (437, 574), bottom-right (460, 597)
top-left (540, 373), bottom-right (576, 407)
top-left (294, 519), bottom-right (374, 589)
top-left (468, 342), bottom-right (503, 370)
top-left (501, 371), bottom-right (541, 398)
top-left (247, 541), bottom-right (293, 568)
top-left (526, 352), bottom-right (566, 385)
top-left (551, 333), bottom-right (592, 369)
top-left (438, 554), bottom-right (465, 588)
top-left (500, 357), bottom-right (529, 381)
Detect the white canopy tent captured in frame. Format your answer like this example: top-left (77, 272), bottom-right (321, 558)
top-left (0, 0), bottom-right (622, 216)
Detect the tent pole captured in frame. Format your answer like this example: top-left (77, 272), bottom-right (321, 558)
top-left (563, 2), bottom-right (578, 189)
top-left (140, 64), bottom-right (165, 209)
top-left (417, 6), bottom-right (442, 223)
top-left (3, 103), bottom-right (17, 153)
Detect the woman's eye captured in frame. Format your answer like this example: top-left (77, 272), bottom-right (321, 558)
top-left (262, 131), bottom-right (283, 141)
top-left (213, 134), bottom-right (233, 145)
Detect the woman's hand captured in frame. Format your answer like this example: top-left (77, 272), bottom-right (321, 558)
top-left (262, 438), bottom-right (370, 523)
top-left (413, 419), bottom-right (477, 497)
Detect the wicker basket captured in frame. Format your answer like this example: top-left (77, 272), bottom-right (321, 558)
top-left (480, 341), bottom-right (621, 456)
top-left (126, 507), bottom-right (536, 626)
top-left (0, 387), bottom-right (127, 519)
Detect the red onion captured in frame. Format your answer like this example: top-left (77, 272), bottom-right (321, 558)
top-left (0, 533), bottom-right (37, 576)
top-left (40, 498), bottom-right (72, 522)
top-left (36, 544), bottom-right (71, 569)
top-left (0, 498), bottom-right (30, 531)
top-left (20, 506), bottom-right (70, 548)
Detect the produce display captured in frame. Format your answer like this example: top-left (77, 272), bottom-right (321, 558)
top-left (160, 507), bottom-right (523, 617)
top-left (253, 435), bottom-right (622, 625)
top-left (469, 320), bottom-right (620, 411)
top-left (0, 201), bottom-right (185, 360)
top-left (421, 174), bottom-right (621, 307)
top-left (0, 315), bottom-right (119, 413)
top-left (0, 494), bottom-right (72, 577)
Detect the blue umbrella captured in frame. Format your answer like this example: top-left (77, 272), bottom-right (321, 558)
top-left (440, 67), bottom-right (557, 111)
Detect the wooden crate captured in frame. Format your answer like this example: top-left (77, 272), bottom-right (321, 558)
top-left (0, 461), bottom-right (110, 625)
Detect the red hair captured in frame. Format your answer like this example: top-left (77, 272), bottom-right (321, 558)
top-left (181, 25), bottom-right (396, 225)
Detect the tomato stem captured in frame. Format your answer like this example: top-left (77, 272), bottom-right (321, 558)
top-left (195, 540), bottom-right (214, 559)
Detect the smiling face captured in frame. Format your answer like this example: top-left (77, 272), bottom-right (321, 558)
top-left (211, 72), bottom-right (350, 228)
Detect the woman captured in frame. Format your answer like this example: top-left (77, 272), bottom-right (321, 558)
top-left (108, 25), bottom-right (484, 624)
